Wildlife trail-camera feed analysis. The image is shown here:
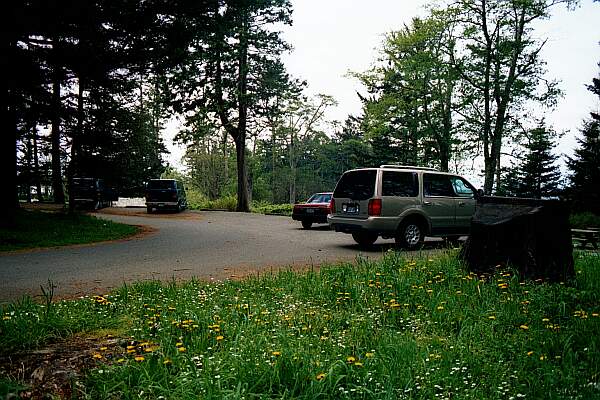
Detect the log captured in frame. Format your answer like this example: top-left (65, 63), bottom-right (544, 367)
top-left (460, 196), bottom-right (574, 282)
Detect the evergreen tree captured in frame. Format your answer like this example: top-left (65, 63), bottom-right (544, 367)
top-left (567, 68), bottom-right (600, 214)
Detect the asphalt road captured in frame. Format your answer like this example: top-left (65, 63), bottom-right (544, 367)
top-left (0, 209), bottom-right (444, 303)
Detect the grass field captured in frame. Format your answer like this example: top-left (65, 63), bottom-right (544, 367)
top-left (1, 251), bottom-right (599, 399)
top-left (0, 209), bottom-right (140, 252)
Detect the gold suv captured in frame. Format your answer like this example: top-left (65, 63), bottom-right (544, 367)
top-left (327, 165), bottom-right (479, 248)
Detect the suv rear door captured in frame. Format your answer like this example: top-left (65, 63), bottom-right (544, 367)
top-left (332, 169), bottom-right (377, 219)
top-left (381, 170), bottom-right (420, 215)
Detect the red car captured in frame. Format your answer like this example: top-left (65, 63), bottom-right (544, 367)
top-left (292, 192), bottom-right (333, 229)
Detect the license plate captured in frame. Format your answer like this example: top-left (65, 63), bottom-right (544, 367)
top-left (343, 203), bottom-right (359, 214)
top-left (306, 208), bottom-right (314, 214)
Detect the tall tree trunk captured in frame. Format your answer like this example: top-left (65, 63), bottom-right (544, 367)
top-left (26, 133), bottom-right (33, 203)
top-left (234, 134), bottom-right (249, 211)
top-left (51, 49), bottom-right (65, 205)
top-left (234, 10), bottom-right (250, 212)
top-left (69, 74), bottom-right (85, 213)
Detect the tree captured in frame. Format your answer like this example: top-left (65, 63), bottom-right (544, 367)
top-left (498, 123), bottom-right (562, 198)
top-left (355, 16), bottom-right (459, 171)
top-left (567, 67), bottom-right (600, 214)
top-left (447, 0), bottom-right (570, 193)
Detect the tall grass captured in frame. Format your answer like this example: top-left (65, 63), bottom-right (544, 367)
top-left (1, 251), bottom-right (599, 399)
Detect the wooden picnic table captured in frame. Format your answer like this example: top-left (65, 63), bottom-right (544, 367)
top-left (571, 228), bottom-right (599, 249)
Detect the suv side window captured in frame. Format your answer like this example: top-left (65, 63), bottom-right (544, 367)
top-left (451, 177), bottom-right (474, 198)
top-left (382, 171), bottom-right (418, 197)
top-left (423, 174), bottom-right (454, 197)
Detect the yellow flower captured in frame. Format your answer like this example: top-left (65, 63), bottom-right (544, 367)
top-left (272, 351), bottom-right (281, 357)
top-left (163, 358), bottom-right (172, 365)
top-left (316, 373), bottom-right (326, 381)
top-left (519, 325), bottom-right (529, 330)
top-left (178, 347), bottom-right (187, 353)
top-left (354, 362), bottom-right (364, 367)
top-left (437, 305), bottom-right (444, 311)
top-left (365, 352), bottom-right (375, 358)
top-left (542, 318), bottom-right (550, 322)
top-left (527, 351), bottom-right (534, 356)
top-left (346, 356), bottom-right (356, 364)
top-left (176, 342), bottom-right (183, 347)
top-left (488, 315), bottom-right (496, 320)
top-left (135, 355), bottom-right (145, 362)
top-left (99, 347), bottom-right (108, 351)
top-left (92, 353), bottom-right (102, 359)
top-left (216, 335), bottom-right (224, 341)
top-left (539, 355), bottom-right (546, 361)
top-left (117, 358), bottom-right (126, 363)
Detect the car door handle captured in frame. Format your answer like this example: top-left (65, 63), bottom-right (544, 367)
top-left (423, 201), bottom-right (432, 206)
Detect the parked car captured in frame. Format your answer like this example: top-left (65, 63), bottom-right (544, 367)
top-left (292, 192), bottom-right (333, 229)
top-left (327, 165), bottom-right (479, 248)
top-left (70, 177), bottom-right (117, 210)
top-left (145, 179), bottom-right (187, 213)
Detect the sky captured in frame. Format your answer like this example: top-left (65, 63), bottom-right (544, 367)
top-left (166, 0), bottom-right (600, 183)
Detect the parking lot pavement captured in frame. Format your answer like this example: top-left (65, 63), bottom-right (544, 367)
top-left (0, 209), bottom-right (448, 302)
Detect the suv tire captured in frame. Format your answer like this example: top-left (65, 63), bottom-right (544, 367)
top-left (352, 231), bottom-right (378, 247)
top-left (301, 221), bottom-right (313, 229)
top-left (396, 220), bottom-right (424, 250)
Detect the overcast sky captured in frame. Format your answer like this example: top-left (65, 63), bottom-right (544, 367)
top-left (167, 0), bottom-right (600, 179)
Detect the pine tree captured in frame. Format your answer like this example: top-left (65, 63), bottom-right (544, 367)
top-left (567, 70), bottom-right (600, 214)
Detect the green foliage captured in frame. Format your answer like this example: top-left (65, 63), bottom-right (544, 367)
top-left (0, 210), bottom-right (139, 252)
top-left (2, 252), bottom-right (599, 399)
top-left (570, 212), bottom-right (600, 229)
top-left (251, 202), bottom-right (293, 216)
top-left (567, 69), bottom-right (600, 215)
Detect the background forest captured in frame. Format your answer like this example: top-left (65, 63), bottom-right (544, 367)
top-left (5, 0), bottom-right (600, 220)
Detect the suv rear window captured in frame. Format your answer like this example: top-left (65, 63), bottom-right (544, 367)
top-left (334, 170), bottom-right (376, 200)
top-left (148, 180), bottom-right (175, 190)
top-left (382, 171), bottom-right (418, 197)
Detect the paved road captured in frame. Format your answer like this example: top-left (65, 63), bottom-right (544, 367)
top-left (0, 209), bottom-right (443, 302)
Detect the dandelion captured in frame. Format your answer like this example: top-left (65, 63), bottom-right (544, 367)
top-left (135, 355), bottom-right (145, 362)
top-left (117, 358), bottom-right (126, 363)
top-left (316, 372), bottom-right (326, 381)
top-left (519, 325), bottom-right (529, 330)
top-left (163, 358), bottom-right (172, 365)
top-left (178, 347), bottom-right (187, 353)
top-left (346, 356), bottom-right (356, 364)
top-left (539, 355), bottom-right (546, 361)
top-left (437, 305), bottom-right (444, 311)
top-left (92, 353), bottom-right (102, 359)
top-left (354, 362), bottom-right (364, 367)
top-left (272, 351), bottom-right (281, 357)
top-left (488, 315), bottom-right (496, 320)
top-left (527, 351), bottom-right (534, 356)
top-left (542, 318), bottom-right (550, 322)
top-left (366, 352), bottom-right (375, 358)
top-left (216, 335), bottom-right (224, 341)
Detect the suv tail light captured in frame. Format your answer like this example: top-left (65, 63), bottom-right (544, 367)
top-left (329, 198), bottom-right (335, 214)
top-left (368, 199), bottom-right (382, 216)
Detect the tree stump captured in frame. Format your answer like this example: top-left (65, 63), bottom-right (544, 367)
top-left (460, 196), bottom-right (574, 282)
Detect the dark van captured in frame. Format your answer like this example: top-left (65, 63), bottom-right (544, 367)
top-left (145, 179), bottom-right (187, 213)
top-left (71, 177), bottom-right (117, 210)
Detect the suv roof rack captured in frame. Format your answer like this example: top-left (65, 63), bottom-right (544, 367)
top-left (379, 165), bottom-right (438, 171)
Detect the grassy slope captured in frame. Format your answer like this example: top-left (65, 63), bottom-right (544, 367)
top-left (1, 251), bottom-right (599, 399)
top-left (0, 209), bottom-right (140, 252)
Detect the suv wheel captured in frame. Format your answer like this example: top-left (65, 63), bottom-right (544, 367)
top-left (352, 231), bottom-right (378, 247)
top-left (396, 221), bottom-right (424, 250)
top-left (301, 220), bottom-right (313, 229)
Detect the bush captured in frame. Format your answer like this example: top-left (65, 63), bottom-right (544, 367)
top-left (252, 202), bottom-right (293, 216)
top-left (570, 212), bottom-right (600, 229)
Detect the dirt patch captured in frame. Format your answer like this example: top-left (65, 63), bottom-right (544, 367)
top-left (97, 207), bottom-right (203, 220)
top-left (0, 334), bottom-right (128, 399)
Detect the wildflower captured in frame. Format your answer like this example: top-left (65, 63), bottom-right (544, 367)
top-left (178, 347), bottom-right (187, 353)
top-left (135, 355), bottom-right (145, 362)
top-left (2, 316), bottom-right (11, 321)
top-left (92, 353), bottom-right (102, 359)
top-left (366, 352), bottom-right (375, 358)
top-left (437, 305), bottom-right (444, 311)
top-left (99, 347), bottom-right (108, 351)
top-left (117, 358), bottom-right (126, 363)
top-left (488, 315), bottom-right (496, 320)
top-left (316, 373), bottom-right (326, 381)
top-left (176, 342), bottom-right (183, 347)
top-left (539, 355), bottom-right (546, 361)
top-left (216, 335), bottom-right (224, 341)
top-left (272, 351), bottom-right (281, 357)
top-left (163, 358), bottom-right (172, 365)
top-left (542, 318), bottom-right (550, 322)
top-left (527, 351), bottom-right (534, 356)
top-left (354, 362), bottom-right (363, 367)
top-left (346, 356), bottom-right (356, 364)
top-left (519, 325), bottom-right (529, 330)
top-left (593, 313), bottom-right (599, 317)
